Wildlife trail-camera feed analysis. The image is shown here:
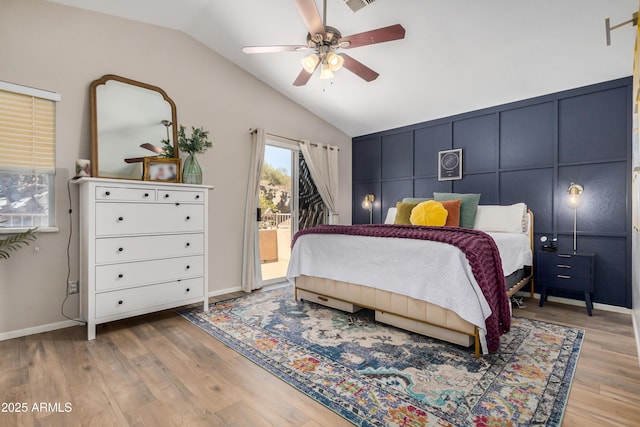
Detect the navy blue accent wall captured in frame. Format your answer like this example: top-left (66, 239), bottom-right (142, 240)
top-left (352, 77), bottom-right (632, 308)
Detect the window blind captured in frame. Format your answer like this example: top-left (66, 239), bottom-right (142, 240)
top-left (0, 82), bottom-right (60, 173)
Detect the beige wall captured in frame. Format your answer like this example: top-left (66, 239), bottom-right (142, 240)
top-left (0, 0), bottom-right (352, 336)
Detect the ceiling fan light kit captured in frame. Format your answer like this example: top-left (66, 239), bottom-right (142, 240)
top-left (327, 52), bottom-right (344, 71)
top-left (301, 53), bottom-right (320, 73)
top-left (242, 0), bottom-right (405, 86)
top-left (320, 62), bottom-right (334, 79)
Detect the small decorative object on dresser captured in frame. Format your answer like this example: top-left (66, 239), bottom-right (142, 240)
top-left (536, 251), bottom-right (595, 315)
top-left (143, 157), bottom-right (181, 183)
top-left (75, 177), bottom-right (212, 339)
top-left (178, 125), bottom-right (212, 184)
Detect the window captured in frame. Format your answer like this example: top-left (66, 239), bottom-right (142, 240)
top-left (0, 81), bottom-right (60, 231)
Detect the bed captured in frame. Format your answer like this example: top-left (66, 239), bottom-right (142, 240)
top-left (287, 200), bottom-right (534, 356)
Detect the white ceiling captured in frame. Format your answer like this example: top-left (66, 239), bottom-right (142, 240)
top-left (49, 0), bottom-right (638, 137)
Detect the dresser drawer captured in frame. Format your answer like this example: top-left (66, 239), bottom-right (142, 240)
top-left (95, 277), bottom-right (204, 319)
top-left (96, 186), bottom-right (156, 202)
top-left (95, 255), bottom-right (204, 291)
top-left (95, 234), bottom-right (204, 264)
top-left (96, 203), bottom-right (204, 236)
top-left (156, 189), bottom-right (205, 204)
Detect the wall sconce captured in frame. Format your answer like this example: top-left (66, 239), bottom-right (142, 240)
top-left (362, 194), bottom-right (375, 224)
top-left (567, 183), bottom-right (583, 253)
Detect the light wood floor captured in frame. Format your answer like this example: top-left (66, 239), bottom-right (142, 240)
top-left (1, 294), bottom-right (639, 426)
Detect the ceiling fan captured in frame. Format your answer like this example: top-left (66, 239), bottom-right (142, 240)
top-left (242, 0), bottom-right (405, 86)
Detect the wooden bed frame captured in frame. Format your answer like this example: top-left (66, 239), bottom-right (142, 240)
top-left (294, 211), bottom-right (534, 357)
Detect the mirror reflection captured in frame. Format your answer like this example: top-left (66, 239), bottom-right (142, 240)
top-left (90, 75), bottom-right (178, 179)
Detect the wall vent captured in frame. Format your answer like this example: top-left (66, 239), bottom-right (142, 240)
top-left (343, 0), bottom-right (376, 13)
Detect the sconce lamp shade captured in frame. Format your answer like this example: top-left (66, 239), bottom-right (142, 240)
top-left (362, 194), bottom-right (375, 209)
top-left (567, 183), bottom-right (583, 253)
top-left (362, 194), bottom-right (375, 224)
top-left (567, 183), bottom-right (583, 208)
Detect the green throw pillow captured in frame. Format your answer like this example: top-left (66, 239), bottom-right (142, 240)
top-left (394, 201), bottom-right (419, 225)
top-left (433, 192), bottom-right (481, 228)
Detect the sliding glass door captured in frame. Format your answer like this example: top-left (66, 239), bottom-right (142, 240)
top-left (258, 141), bottom-right (299, 284)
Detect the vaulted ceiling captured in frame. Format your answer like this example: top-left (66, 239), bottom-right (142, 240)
top-left (49, 0), bottom-right (637, 137)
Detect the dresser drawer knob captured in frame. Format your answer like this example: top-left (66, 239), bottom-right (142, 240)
top-left (557, 274), bottom-right (572, 279)
top-left (186, 288), bottom-right (190, 292)
top-left (117, 216), bottom-right (124, 222)
top-left (118, 300), bottom-right (123, 305)
top-left (186, 216), bottom-right (191, 221)
top-left (186, 242), bottom-right (191, 247)
top-left (105, 191), bottom-right (111, 196)
top-left (164, 194), bottom-right (170, 199)
top-left (118, 247), bottom-right (124, 252)
top-left (186, 265), bottom-right (190, 270)
top-left (144, 193), bottom-right (149, 198)
top-left (175, 202), bottom-right (180, 206)
top-left (118, 273), bottom-right (124, 279)
top-left (195, 195), bottom-right (200, 200)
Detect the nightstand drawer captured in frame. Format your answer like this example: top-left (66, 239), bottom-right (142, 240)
top-left (536, 272), bottom-right (593, 292)
top-left (537, 252), bottom-right (593, 279)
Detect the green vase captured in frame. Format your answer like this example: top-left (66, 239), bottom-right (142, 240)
top-left (182, 153), bottom-right (202, 184)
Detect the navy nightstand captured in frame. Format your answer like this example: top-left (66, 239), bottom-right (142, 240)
top-left (536, 251), bottom-right (595, 316)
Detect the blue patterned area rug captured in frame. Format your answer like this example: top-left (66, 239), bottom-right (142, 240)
top-left (179, 286), bottom-right (583, 427)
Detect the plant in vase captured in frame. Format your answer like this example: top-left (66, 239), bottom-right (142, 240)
top-left (177, 125), bottom-right (212, 184)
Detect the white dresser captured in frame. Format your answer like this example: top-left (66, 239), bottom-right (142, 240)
top-left (76, 178), bottom-right (212, 339)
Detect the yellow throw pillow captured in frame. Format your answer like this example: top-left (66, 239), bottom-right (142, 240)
top-left (410, 200), bottom-right (448, 226)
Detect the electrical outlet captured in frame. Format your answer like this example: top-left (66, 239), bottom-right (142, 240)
top-left (67, 280), bottom-right (79, 294)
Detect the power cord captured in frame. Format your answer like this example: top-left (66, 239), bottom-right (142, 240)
top-left (511, 297), bottom-right (526, 309)
top-left (60, 177), bottom-right (86, 324)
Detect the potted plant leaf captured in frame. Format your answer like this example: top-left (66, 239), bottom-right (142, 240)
top-left (0, 219), bottom-right (37, 259)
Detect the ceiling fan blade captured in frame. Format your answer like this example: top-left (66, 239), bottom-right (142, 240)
top-left (295, 0), bottom-right (325, 39)
top-left (293, 68), bottom-right (314, 86)
top-left (340, 54), bottom-right (379, 82)
top-left (242, 45), bottom-right (310, 54)
top-left (140, 143), bottom-right (165, 154)
top-left (339, 24), bottom-right (406, 49)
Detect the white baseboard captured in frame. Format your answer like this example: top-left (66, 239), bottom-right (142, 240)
top-left (632, 313), bottom-right (640, 368)
top-left (1, 287), bottom-right (245, 342)
top-left (208, 285), bottom-right (243, 297)
top-left (0, 319), bottom-right (82, 342)
top-left (515, 291), bottom-right (631, 314)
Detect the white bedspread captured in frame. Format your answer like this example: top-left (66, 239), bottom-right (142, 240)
top-left (485, 232), bottom-right (532, 276)
top-left (287, 231), bottom-right (532, 354)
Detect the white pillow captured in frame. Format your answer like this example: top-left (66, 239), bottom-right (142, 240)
top-left (384, 207), bottom-right (397, 224)
top-left (473, 203), bottom-right (527, 233)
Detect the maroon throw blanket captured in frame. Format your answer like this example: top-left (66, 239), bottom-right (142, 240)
top-left (292, 224), bottom-right (510, 353)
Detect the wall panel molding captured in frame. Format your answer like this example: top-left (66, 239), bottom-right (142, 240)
top-left (352, 77), bottom-right (632, 308)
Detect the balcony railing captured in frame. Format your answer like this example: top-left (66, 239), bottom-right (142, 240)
top-left (259, 212), bottom-right (291, 230)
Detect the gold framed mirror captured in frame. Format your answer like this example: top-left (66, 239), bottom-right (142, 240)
top-left (89, 74), bottom-right (178, 179)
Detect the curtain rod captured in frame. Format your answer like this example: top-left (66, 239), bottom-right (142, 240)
top-left (249, 128), bottom-right (340, 151)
